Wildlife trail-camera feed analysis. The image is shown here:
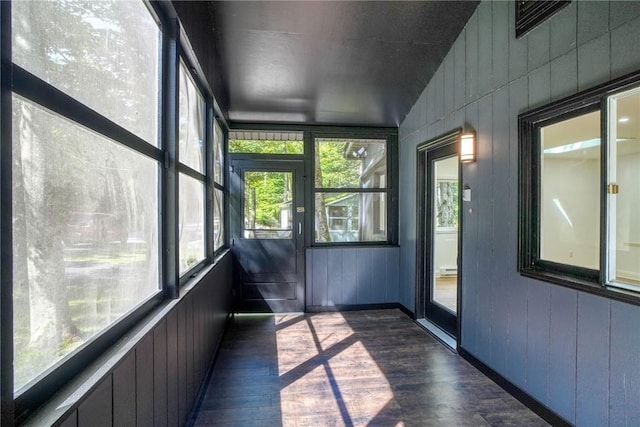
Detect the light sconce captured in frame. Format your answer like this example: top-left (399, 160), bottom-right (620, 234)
top-left (460, 131), bottom-right (476, 163)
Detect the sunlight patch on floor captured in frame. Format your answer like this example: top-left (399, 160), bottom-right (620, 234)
top-left (275, 314), bottom-right (318, 376)
top-left (277, 313), bottom-right (393, 426)
top-left (328, 341), bottom-right (393, 423)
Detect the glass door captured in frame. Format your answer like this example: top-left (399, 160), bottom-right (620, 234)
top-left (416, 135), bottom-right (460, 339)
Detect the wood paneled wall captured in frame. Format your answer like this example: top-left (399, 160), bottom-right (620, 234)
top-left (306, 247), bottom-right (400, 308)
top-left (30, 253), bottom-right (232, 427)
top-left (399, 1), bottom-right (640, 424)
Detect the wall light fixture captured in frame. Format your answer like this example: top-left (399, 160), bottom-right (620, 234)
top-left (460, 132), bottom-right (476, 163)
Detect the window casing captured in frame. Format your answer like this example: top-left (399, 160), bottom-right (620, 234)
top-left (519, 71), bottom-right (640, 301)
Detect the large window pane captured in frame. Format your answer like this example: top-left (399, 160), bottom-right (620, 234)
top-left (315, 138), bottom-right (386, 188)
top-left (315, 193), bottom-right (387, 243)
top-left (214, 188), bottom-right (224, 251)
top-left (608, 89), bottom-right (640, 288)
top-left (179, 174), bottom-right (205, 273)
top-left (229, 130), bottom-right (304, 154)
top-left (179, 62), bottom-right (205, 173)
top-left (539, 110), bottom-right (601, 269)
top-left (12, 0), bottom-right (160, 144)
top-left (12, 96), bottom-right (159, 391)
top-left (244, 172), bottom-right (293, 239)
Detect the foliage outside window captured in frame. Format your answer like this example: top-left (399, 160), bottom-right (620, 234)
top-left (244, 171), bottom-right (293, 239)
top-left (11, 0), bottom-right (161, 393)
top-left (12, 0), bottom-right (160, 145)
top-left (229, 130), bottom-right (304, 154)
top-left (314, 138), bottom-right (387, 243)
top-left (436, 181), bottom-right (459, 228)
top-left (519, 73), bottom-right (640, 297)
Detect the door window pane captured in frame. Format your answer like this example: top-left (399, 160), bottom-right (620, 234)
top-left (12, 96), bottom-right (159, 391)
top-left (244, 172), bottom-right (293, 239)
top-left (539, 111), bottom-right (601, 269)
top-left (608, 89), bottom-right (640, 288)
top-left (315, 138), bottom-right (386, 188)
top-left (432, 156), bottom-right (458, 313)
top-left (315, 192), bottom-right (387, 242)
top-left (179, 174), bottom-right (205, 273)
top-left (12, 0), bottom-right (160, 144)
top-left (179, 61), bottom-right (205, 173)
top-left (229, 131), bottom-right (303, 154)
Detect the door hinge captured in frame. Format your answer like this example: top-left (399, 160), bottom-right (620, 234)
top-left (608, 183), bottom-right (619, 194)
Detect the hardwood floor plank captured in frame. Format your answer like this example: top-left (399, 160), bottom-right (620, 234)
top-left (193, 309), bottom-right (548, 426)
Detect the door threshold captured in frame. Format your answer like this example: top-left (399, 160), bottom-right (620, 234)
top-left (416, 318), bottom-right (457, 351)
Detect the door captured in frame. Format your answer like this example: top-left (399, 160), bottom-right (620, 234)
top-left (230, 159), bottom-right (305, 312)
top-left (417, 134), bottom-right (460, 338)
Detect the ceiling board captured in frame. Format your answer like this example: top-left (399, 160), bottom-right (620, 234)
top-left (208, 1), bottom-right (479, 127)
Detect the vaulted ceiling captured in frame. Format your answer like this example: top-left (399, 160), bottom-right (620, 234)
top-left (207, 1), bottom-right (479, 127)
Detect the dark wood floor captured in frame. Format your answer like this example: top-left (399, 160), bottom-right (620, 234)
top-left (193, 309), bottom-right (548, 426)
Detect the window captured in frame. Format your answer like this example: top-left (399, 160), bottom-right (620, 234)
top-left (213, 120), bottom-right (225, 251)
top-left (519, 72), bottom-right (640, 298)
top-left (4, 0), bottom-right (227, 419)
top-left (10, 0), bottom-right (161, 400)
top-left (12, 0), bottom-right (160, 145)
top-left (178, 61), bottom-right (206, 274)
top-left (314, 138), bottom-right (388, 243)
top-left (244, 171), bottom-right (293, 239)
top-left (229, 130), bottom-right (304, 154)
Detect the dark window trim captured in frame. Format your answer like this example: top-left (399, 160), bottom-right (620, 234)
top-left (228, 123), bottom-right (398, 247)
top-left (12, 65), bottom-right (163, 162)
top-left (315, 188), bottom-right (388, 194)
top-left (178, 163), bottom-right (207, 181)
top-left (515, 0), bottom-right (571, 38)
top-left (0, 1), bottom-right (14, 424)
top-left (518, 68), bottom-right (640, 307)
top-left (6, 2), bottom-right (168, 417)
top-left (0, 0), bottom-right (227, 420)
top-left (312, 131), bottom-right (398, 246)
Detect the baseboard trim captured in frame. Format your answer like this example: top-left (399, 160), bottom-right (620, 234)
top-left (305, 303), bottom-right (417, 317)
top-left (396, 303), bottom-right (416, 319)
top-left (457, 347), bottom-right (571, 427)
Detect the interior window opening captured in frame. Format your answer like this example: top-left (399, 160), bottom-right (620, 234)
top-left (607, 88), bottom-right (640, 290)
top-left (539, 110), bottom-right (601, 270)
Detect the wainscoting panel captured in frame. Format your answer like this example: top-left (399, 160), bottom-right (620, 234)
top-left (306, 246), bottom-right (400, 308)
